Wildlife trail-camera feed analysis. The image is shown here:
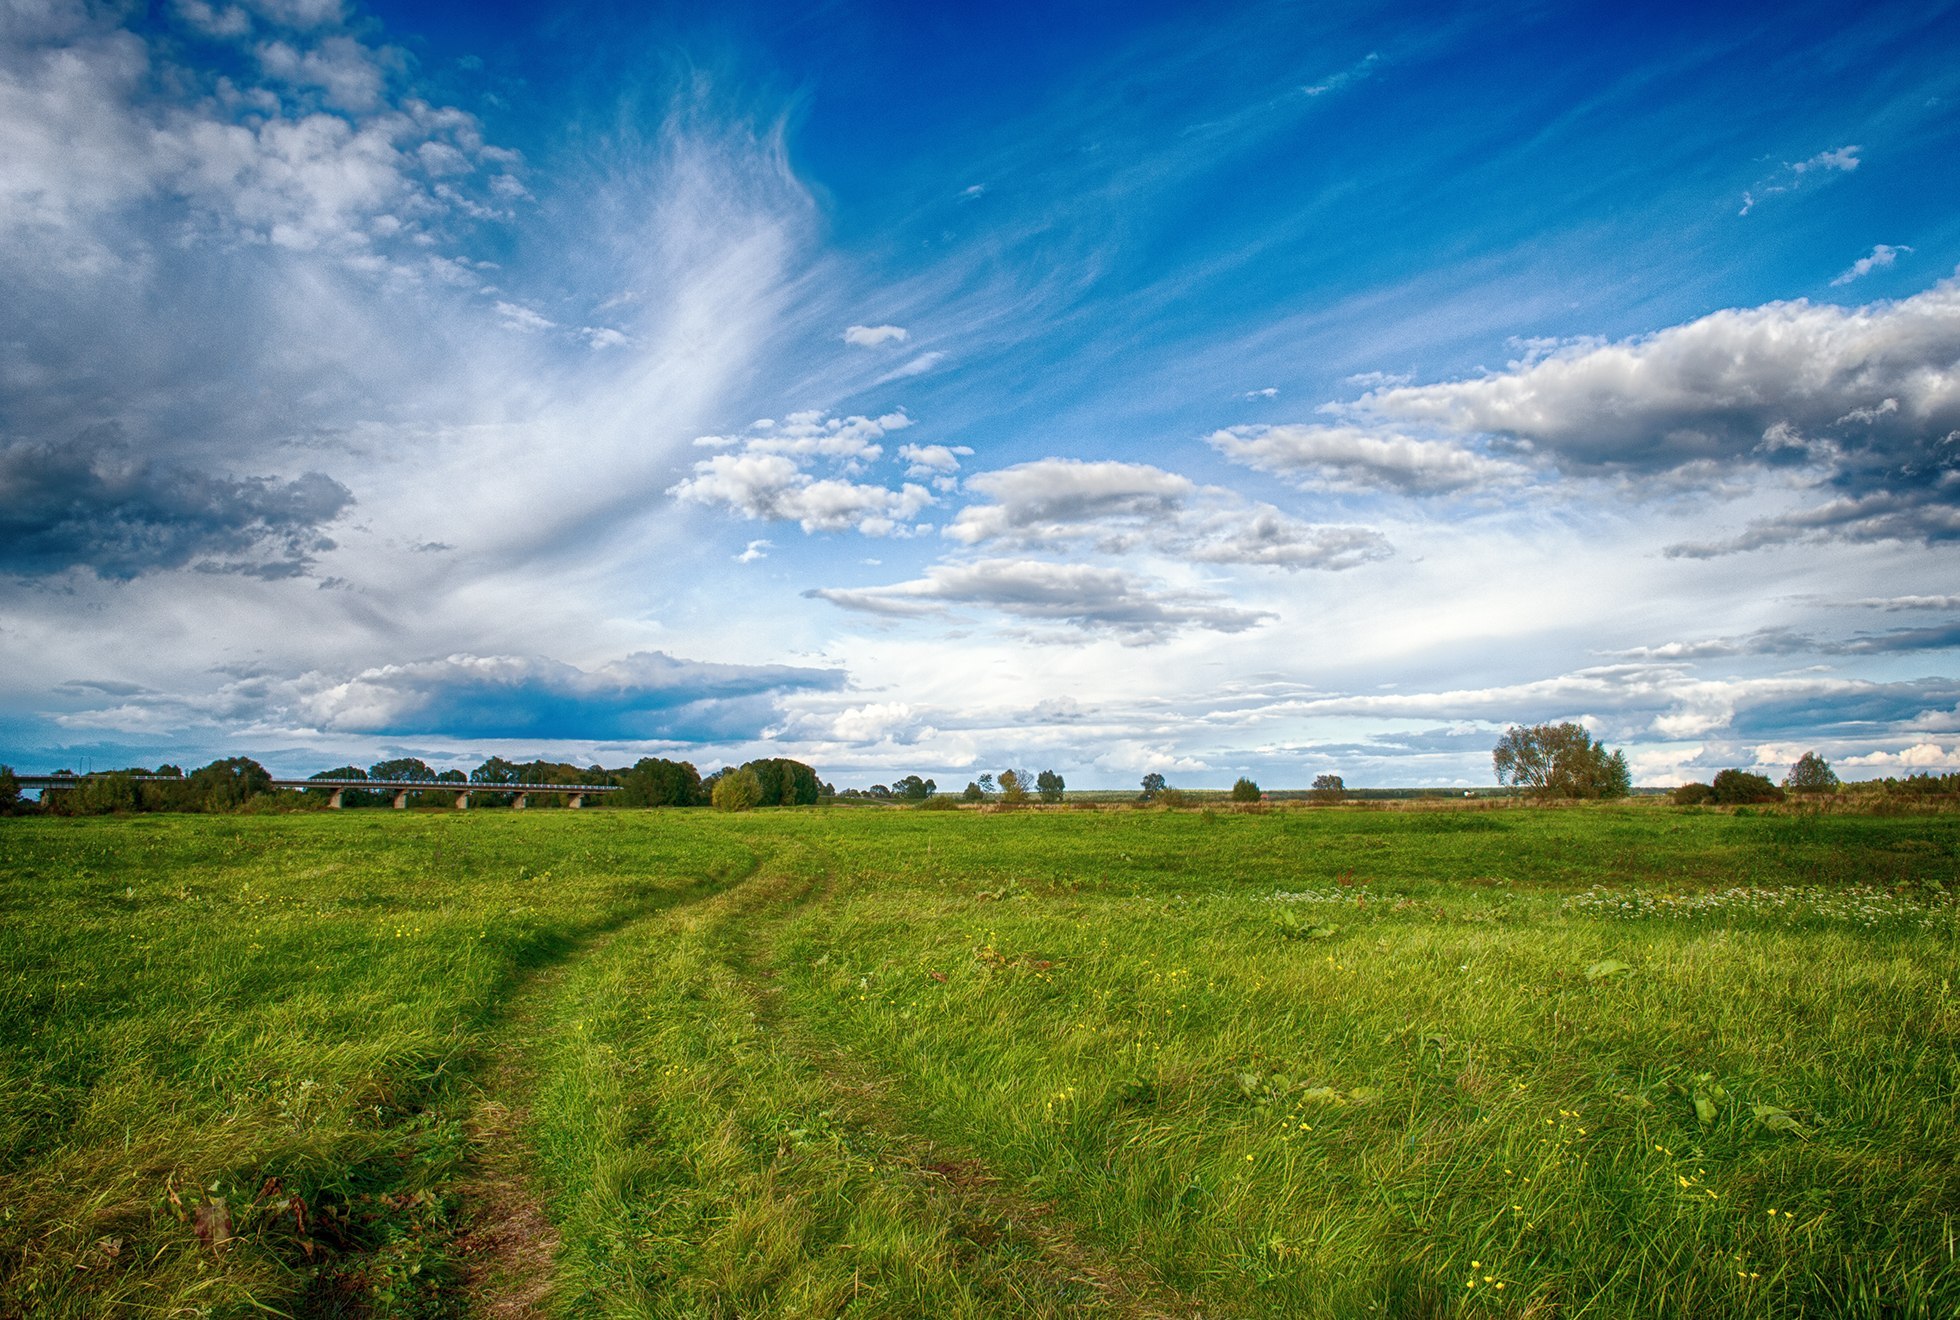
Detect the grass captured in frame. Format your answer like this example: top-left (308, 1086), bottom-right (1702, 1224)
top-left (1, 803), bottom-right (1956, 1316)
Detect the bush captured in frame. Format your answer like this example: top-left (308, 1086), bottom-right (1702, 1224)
top-left (711, 768), bottom-right (762, 812)
top-left (1671, 782), bottom-right (1713, 806)
top-left (1231, 777), bottom-right (1261, 803)
top-left (915, 794), bottom-right (958, 811)
top-left (1709, 769), bottom-right (1785, 805)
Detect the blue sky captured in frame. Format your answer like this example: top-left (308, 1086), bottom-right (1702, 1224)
top-left (4, 0), bottom-right (1960, 788)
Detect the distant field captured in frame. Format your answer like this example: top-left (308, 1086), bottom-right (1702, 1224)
top-left (2, 804), bottom-right (1956, 1317)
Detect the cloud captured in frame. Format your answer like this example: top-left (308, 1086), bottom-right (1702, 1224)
top-left (1739, 144), bottom-right (1860, 215)
top-left (944, 457), bottom-right (1392, 570)
top-left (1209, 423), bottom-right (1525, 494)
top-left (735, 539), bottom-right (771, 563)
top-left (1302, 51), bottom-right (1379, 97)
top-left (1841, 742), bottom-right (1959, 771)
top-left (1242, 387), bottom-right (1278, 399)
top-left (494, 300), bottom-right (556, 332)
top-left (808, 558), bottom-right (1272, 642)
top-left (284, 651), bottom-right (842, 741)
top-left (898, 442), bottom-right (973, 482)
top-left (1321, 277), bottom-right (1960, 550)
top-left (1844, 594), bottom-right (1960, 611)
top-left (1619, 621), bottom-right (1960, 659)
top-left (842, 323), bottom-right (908, 347)
top-left (672, 411), bottom-right (936, 535)
top-left (0, 426), bottom-right (353, 579)
top-left (1831, 243), bottom-right (1911, 286)
top-left (877, 350), bottom-right (947, 382)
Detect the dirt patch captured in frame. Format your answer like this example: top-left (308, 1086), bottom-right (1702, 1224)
top-left (452, 1098), bottom-right (558, 1317)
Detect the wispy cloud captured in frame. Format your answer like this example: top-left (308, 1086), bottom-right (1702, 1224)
top-left (843, 323), bottom-right (908, 347)
top-left (1739, 144), bottom-right (1860, 215)
top-left (1830, 243), bottom-right (1910, 286)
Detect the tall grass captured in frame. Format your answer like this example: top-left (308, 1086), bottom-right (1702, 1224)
top-left (2, 803), bottom-right (1955, 1315)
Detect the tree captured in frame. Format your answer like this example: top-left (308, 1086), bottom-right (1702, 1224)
top-left (1784, 752), bottom-right (1840, 794)
top-left (977, 774), bottom-right (997, 796)
top-left (893, 774), bottom-right (937, 802)
top-left (309, 766), bottom-right (379, 808)
top-left (369, 757), bottom-right (436, 783)
top-left (1709, 769), bottom-right (1784, 805)
top-left (1309, 773), bottom-right (1345, 803)
top-left (743, 758), bottom-right (822, 806)
top-left (618, 757), bottom-right (703, 808)
top-left (1231, 776), bottom-right (1260, 803)
top-left (962, 781), bottom-right (985, 802)
top-left (997, 769), bottom-right (1029, 805)
top-left (1139, 772), bottom-right (1167, 801)
top-left (1492, 723), bottom-right (1630, 799)
top-left (1036, 769), bottom-right (1066, 803)
top-left (188, 757), bottom-right (272, 811)
top-left (711, 768), bottom-right (762, 812)
top-left (471, 757), bottom-right (521, 785)
top-left (1672, 782), bottom-right (1713, 806)
top-left (0, 764), bottom-right (17, 815)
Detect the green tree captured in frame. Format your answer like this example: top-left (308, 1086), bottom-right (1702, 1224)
top-left (1709, 769), bottom-right (1784, 805)
top-left (1035, 769), bottom-right (1065, 803)
top-left (1231, 776), bottom-right (1260, 803)
top-left (1139, 772), bottom-right (1167, 801)
top-left (743, 758), bottom-right (821, 806)
top-left (1784, 752), bottom-right (1840, 794)
top-left (962, 781), bottom-right (985, 802)
top-left (1309, 773), bottom-right (1345, 803)
top-left (893, 774), bottom-right (937, 802)
top-left (977, 774), bottom-right (996, 796)
top-left (997, 769), bottom-right (1029, 805)
top-left (712, 767), bottom-right (762, 812)
top-left (0, 764), bottom-right (18, 815)
top-left (188, 757), bottom-right (272, 811)
top-left (618, 757), bottom-right (703, 807)
top-left (1672, 782), bottom-right (1713, 805)
top-left (1492, 723), bottom-right (1630, 799)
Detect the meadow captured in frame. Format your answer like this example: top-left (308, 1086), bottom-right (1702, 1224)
top-left (1, 802), bottom-right (1956, 1317)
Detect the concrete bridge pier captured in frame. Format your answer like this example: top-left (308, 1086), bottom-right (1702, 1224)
top-left (454, 791), bottom-right (470, 810)
top-left (327, 788), bottom-right (344, 809)
top-left (567, 793), bottom-right (584, 809)
top-left (511, 793), bottom-right (527, 810)
top-left (393, 790), bottom-right (410, 810)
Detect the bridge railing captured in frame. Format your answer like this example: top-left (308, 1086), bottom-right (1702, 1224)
top-left (14, 774), bottom-right (622, 810)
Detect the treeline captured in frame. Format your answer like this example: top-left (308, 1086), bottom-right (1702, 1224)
top-left (0, 755), bottom-right (829, 816)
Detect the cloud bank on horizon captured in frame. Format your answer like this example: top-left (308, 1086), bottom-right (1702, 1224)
top-left (3, 0), bottom-right (1959, 788)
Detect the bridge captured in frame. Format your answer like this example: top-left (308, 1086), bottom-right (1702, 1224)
top-left (14, 773), bottom-right (621, 810)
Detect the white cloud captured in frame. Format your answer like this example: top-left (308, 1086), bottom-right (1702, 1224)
top-left (898, 442), bottom-right (973, 480)
top-left (945, 457), bottom-right (1392, 570)
top-left (670, 411), bottom-right (935, 536)
top-left (735, 539), bottom-right (771, 563)
top-left (1739, 144), bottom-right (1860, 215)
top-left (581, 326), bottom-right (629, 349)
top-left (878, 350), bottom-right (947, 381)
top-left (808, 558), bottom-right (1273, 642)
top-left (494, 300), bottom-right (555, 332)
top-left (842, 323), bottom-right (908, 347)
top-left (1841, 742), bottom-right (1957, 770)
top-left (1209, 423), bottom-right (1526, 494)
top-left (1831, 243), bottom-right (1911, 286)
top-left (1242, 386), bottom-right (1278, 399)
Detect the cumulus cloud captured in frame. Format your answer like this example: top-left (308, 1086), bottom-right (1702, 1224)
top-left (1312, 277), bottom-right (1960, 550)
top-left (946, 458), bottom-right (1392, 569)
top-left (0, 427), bottom-right (353, 579)
top-left (897, 442), bottom-right (973, 477)
top-left (1832, 243), bottom-right (1910, 286)
top-left (291, 650), bottom-right (845, 741)
top-left (671, 411), bottom-right (935, 535)
top-left (808, 558), bottom-right (1272, 642)
top-left (842, 323), bottom-right (908, 347)
top-left (1209, 423), bottom-right (1525, 494)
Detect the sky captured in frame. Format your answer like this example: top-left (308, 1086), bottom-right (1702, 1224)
top-left (3, 0), bottom-right (1960, 790)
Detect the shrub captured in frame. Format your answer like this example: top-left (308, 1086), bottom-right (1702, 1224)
top-left (915, 794), bottom-right (958, 811)
top-left (711, 768), bottom-right (762, 812)
top-left (1709, 769), bottom-right (1785, 805)
top-left (1672, 782), bottom-right (1713, 806)
top-left (1231, 777), bottom-right (1261, 803)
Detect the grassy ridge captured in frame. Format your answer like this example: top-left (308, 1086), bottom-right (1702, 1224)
top-left (1, 805), bottom-right (1956, 1316)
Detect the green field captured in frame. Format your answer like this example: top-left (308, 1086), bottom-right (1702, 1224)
top-left (2, 804), bottom-right (1957, 1317)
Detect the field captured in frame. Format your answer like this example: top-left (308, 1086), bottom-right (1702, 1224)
top-left (2, 803), bottom-right (1957, 1318)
